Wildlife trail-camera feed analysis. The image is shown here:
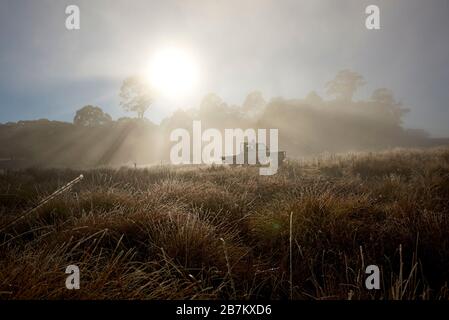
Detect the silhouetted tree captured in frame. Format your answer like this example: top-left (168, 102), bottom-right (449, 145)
top-left (242, 91), bottom-right (266, 118)
top-left (200, 93), bottom-right (225, 112)
top-left (305, 91), bottom-right (323, 105)
top-left (73, 105), bottom-right (112, 127)
top-left (119, 77), bottom-right (153, 119)
top-left (371, 88), bottom-right (396, 105)
top-left (371, 88), bottom-right (409, 125)
top-left (326, 70), bottom-right (365, 101)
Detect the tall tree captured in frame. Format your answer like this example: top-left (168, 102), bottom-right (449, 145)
top-left (371, 88), bottom-right (397, 105)
top-left (326, 70), bottom-right (365, 101)
top-left (371, 88), bottom-right (409, 125)
top-left (73, 105), bottom-right (112, 127)
top-left (200, 93), bottom-right (225, 112)
top-left (242, 91), bottom-right (266, 118)
top-left (305, 91), bottom-right (323, 105)
top-left (119, 77), bottom-right (153, 119)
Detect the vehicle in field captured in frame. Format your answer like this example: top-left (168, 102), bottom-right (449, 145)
top-left (221, 141), bottom-right (286, 166)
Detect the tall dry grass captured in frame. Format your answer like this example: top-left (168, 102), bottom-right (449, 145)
top-left (1, 147), bottom-right (449, 299)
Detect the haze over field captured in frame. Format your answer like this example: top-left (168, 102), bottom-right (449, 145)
top-left (0, 72), bottom-right (441, 168)
top-left (0, 0), bottom-right (448, 136)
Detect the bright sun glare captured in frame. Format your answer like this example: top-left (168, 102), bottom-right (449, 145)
top-left (146, 47), bottom-right (199, 99)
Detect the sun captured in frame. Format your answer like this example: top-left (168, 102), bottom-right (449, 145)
top-left (145, 47), bottom-right (199, 99)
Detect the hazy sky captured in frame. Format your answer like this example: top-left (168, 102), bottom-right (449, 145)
top-left (0, 0), bottom-right (448, 136)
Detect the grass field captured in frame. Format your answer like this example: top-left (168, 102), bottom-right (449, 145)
top-left (1, 147), bottom-right (449, 300)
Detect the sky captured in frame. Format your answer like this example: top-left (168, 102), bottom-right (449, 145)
top-left (0, 0), bottom-right (448, 137)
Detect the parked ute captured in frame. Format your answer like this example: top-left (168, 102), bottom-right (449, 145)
top-left (221, 142), bottom-right (286, 166)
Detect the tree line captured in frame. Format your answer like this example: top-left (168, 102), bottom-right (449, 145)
top-left (0, 70), bottom-right (435, 167)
